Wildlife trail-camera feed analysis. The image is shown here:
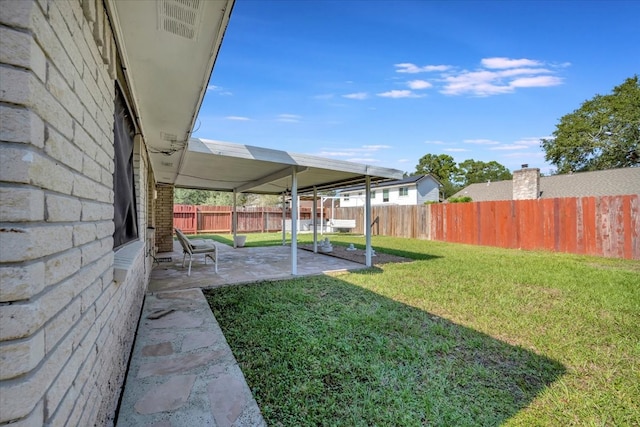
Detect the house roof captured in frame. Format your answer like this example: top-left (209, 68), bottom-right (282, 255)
top-left (452, 167), bottom-right (640, 201)
top-left (336, 174), bottom-right (441, 193)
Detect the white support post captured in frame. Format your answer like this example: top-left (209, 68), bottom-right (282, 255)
top-left (282, 191), bottom-right (286, 245)
top-left (233, 190), bottom-right (237, 248)
top-left (297, 195), bottom-right (301, 232)
top-left (312, 187), bottom-right (318, 253)
top-left (320, 196), bottom-right (324, 235)
top-left (365, 176), bottom-right (372, 267)
top-left (291, 167), bottom-right (298, 275)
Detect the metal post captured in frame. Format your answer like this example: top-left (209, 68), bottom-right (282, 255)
top-left (291, 167), bottom-right (298, 275)
top-left (233, 190), bottom-right (237, 248)
top-left (312, 187), bottom-right (318, 253)
top-left (365, 176), bottom-right (372, 267)
top-left (282, 191), bottom-right (286, 245)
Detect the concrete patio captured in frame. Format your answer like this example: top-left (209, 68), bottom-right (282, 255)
top-left (116, 240), bottom-right (366, 426)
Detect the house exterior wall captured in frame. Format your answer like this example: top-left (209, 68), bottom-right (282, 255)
top-left (0, 1), bottom-right (151, 425)
top-left (156, 184), bottom-right (174, 252)
top-left (415, 178), bottom-right (440, 204)
top-left (339, 178), bottom-right (440, 207)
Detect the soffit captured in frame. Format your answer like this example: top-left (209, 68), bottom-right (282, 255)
top-left (107, 0), bottom-right (234, 183)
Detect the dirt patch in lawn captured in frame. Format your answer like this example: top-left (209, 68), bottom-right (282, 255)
top-left (299, 244), bottom-right (412, 266)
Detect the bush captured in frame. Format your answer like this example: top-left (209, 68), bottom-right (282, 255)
top-left (448, 196), bottom-right (473, 203)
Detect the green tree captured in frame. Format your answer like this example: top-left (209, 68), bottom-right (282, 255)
top-left (415, 153), bottom-right (458, 182)
top-left (174, 188), bottom-right (210, 205)
top-left (174, 189), bottom-right (248, 206)
top-left (415, 153), bottom-right (460, 198)
top-left (456, 159), bottom-right (512, 186)
top-left (541, 76), bottom-right (640, 173)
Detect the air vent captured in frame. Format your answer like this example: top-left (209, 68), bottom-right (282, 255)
top-left (161, 132), bottom-right (178, 142)
top-left (161, 161), bottom-right (174, 167)
top-left (157, 0), bottom-right (203, 40)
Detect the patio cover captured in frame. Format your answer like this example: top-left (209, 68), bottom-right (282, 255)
top-left (173, 138), bottom-right (404, 274)
top-left (172, 138), bottom-right (404, 194)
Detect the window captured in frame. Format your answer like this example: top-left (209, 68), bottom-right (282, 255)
top-left (399, 187), bottom-right (409, 197)
top-left (383, 189), bottom-right (389, 202)
top-left (113, 86), bottom-right (139, 248)
top-left (343, 193), bottom-right (350, 201)
top-left (371, 190), bottom-right (376, 199)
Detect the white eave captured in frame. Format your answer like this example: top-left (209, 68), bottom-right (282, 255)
top-left (106, 0), bottom-right (234, 183)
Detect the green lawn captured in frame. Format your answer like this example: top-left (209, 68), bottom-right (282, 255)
top-left (205, 234), bottom-right (640, 426)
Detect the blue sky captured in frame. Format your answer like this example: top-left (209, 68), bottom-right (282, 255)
top-left (194, 0), bottom-right (640, 175)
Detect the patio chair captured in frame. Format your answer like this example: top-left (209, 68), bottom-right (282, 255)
top-left (174, 228), bottom-right (218, 276)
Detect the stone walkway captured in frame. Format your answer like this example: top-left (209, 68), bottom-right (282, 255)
top-left (116, 241), bottom-right (367, 426)
top-left (116, 288), bottom-right (265, 426)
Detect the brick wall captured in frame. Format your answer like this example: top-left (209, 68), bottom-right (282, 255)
top-left (0, 1), bottom-right (150, 425)
top-left (156, 184), bottom-right (175, 253)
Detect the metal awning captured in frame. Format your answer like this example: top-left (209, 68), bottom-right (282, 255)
top-left (173, 138), bottom-right (404, 193)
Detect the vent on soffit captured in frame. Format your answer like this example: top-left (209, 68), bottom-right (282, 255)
top-left (157, 0), bottom-right (204, 40)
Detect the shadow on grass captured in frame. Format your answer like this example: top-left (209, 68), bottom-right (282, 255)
top-left (200, 233), bottom-right (442, 262)
top-left (205, 277), bottom-right (565, 426)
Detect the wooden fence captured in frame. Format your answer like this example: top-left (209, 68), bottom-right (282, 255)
top-left (173, 205), bottom-right (322, 234)
top-left (333, 195), bottom-right (639, 260)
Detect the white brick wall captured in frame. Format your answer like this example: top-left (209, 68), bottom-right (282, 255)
top-left (0, 1), bottom-right (152, 425)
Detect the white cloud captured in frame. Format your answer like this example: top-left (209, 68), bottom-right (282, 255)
top-left (490, 144), bottom-right (530, 150)
top-left (396, 159), bottom-right (410, 163)
top-left (277, 114), bottom-right (301, 123)
top-left (464, 139), bottom-right (500, 145)
top-left (441, 70), bottom-right (515, 96)
top-left (362, 144), bottom-right (392, 150)
top-left (347, 158), bottom-right (380, 163)
top-left (439, 60), bottom-right (565, 96)
top-left (318, 145), bottom-right (391, 159)
top-left (407, 79), bottom-right (433, 90)
top-left (313, 93), bottom-right (334, 100)
top-left (513, 137), bottom-right (545, 146)
top-left (395, 63), bottom-right (451, 73)
top-left (444, 148), bottom-right (469, 152)
top-left (502, 151), bottom-right (545, 158)
top-left (377, 90), bottom-right (422, 98)
top-left (343, 92), bottom-right (369, 100)
top-left (207, 85), bottom-right (232, 95)
top-left (481, 57), bottom-right (543, 69)
top-left (424, 140), bottom-right (446, 145)
top-left (510, 76), bottom-right (563, 88)
top-left (225, 116), bottom-right (250, 121)
top-left (318, 151), bottom-right (351, 157)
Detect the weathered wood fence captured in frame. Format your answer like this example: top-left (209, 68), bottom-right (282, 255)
top-left (333, 195), bottom-right (639, 260)
top-left (174, 205), bottom-right (323, 234)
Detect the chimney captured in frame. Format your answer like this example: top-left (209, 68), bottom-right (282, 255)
top-left (512, 166), bottom-right (540, 200)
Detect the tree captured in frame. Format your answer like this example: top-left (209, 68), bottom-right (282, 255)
top-left (415, 153), bottom-right (458, 182)
top-left (541, 76), bottom-right (640, 173)
top-left (174, 189), bottom-right (243, 206)
top-left (415, 153), bottom-right (461, 198)
top-left (456, 159), bottom-right (512, 186)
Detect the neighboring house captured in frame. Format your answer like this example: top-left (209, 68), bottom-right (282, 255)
top-left (337, 174), bottom-right (442, 206)
top-left (451, 166), bottom-right (640, 201)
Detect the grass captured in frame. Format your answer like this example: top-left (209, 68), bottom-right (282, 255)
top-left (204, 234), bottom-right (640, 426)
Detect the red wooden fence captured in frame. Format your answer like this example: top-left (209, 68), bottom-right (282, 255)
top-left (334, 195), bottom-right (639, 260)
top-left (174, 205), bottom-right (323, 234)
